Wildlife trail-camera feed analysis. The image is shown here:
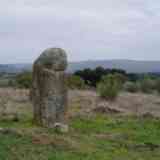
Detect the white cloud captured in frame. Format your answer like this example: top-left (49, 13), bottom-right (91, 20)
top-left (0, 0), bottom-right (160, 63)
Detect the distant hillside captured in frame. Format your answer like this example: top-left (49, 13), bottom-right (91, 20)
top-left (0, 60), bottom-right (160, 73)
top-left (0, 64), bottom-right (32, 73)
top-left (68, 60), bottom-right (160, 73)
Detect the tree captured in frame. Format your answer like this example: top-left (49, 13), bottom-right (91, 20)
top-left (15, 71), bottom-right (32, 88)
top-left (75, 67), bottom-right (126, 87)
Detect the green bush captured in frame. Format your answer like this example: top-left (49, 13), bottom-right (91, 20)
top-left (97, 74), bottom-right (121, 100)
top-left (123, 81), bottom-right (139, 93)
top-left (155, 78), bottom-right (160, 94)
top-left (15, 72), bottom-right (32, 89)
top-left (114, 73), bottom-right (127, 89)
top-left (139, 76), bottom-right (155, 93)
top-left (66, 75), bottom-right (85, 89)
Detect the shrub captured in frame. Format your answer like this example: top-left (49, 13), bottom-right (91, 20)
top-left (123, 81), bottom-right (139, 93)
top-left (66, 75), bottom-right (85, 89)
top-left (139, 76), bottom-right (155, 93)
top-left (155, 78), bottom-right (160, 94)
top-left (15, 71), bottom-right (32, 89)
top-left (114, 73), bottom-right (127, 89)
top-left (97, 74), bottom-right (121, 100)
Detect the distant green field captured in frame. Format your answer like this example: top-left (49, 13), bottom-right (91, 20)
top-left (0, 114), bottom-right (160, 160)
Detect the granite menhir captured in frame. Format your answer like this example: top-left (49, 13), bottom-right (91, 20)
top-left (32, 48), bottom-right (68, 128)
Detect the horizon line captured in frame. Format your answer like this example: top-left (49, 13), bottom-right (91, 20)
top-left (1, 58), bottom-right (160, 65)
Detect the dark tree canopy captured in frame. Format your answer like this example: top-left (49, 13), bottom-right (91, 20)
top-left (74, 66), bottom-right (127, 87)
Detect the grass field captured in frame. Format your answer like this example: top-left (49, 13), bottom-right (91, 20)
top-left (0, 89), bottom-right (160, 160)
top-left (0, 114), bottom-right (160, 160)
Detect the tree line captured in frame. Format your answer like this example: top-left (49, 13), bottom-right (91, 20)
top-left (1, 66), bottom-right (160, 101)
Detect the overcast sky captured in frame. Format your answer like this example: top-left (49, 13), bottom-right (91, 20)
top-left (0, 0), bottom-right (160, 64)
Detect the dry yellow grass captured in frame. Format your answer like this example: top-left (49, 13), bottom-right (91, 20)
top-left (0, 88), bottom-right (160, 118)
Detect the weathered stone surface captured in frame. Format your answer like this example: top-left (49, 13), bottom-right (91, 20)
top-left (31, 48), bottom-right (68, 128)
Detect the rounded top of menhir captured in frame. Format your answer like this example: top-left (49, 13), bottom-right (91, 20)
top-left (36, 48), bottom-right (68, 71)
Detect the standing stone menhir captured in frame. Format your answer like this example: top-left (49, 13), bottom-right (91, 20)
top-left (31, 48), bottom-right (68, 130)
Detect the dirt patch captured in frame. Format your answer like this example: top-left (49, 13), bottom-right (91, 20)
top-left (93, 106), bottom-right (122, 114)
top-left (32, 134), bottom-right (55, 145)
top-left (0, 88), bottom-right (160, 118)
top-left (95, 133), bottom-right (160, 151)
top-left (141, 112), bottom-right (155, 119)
top-left (69, 90), bottom-right (160, 117)
top-left (94, 133), bottom-right (130, 141)
top-left (130, 143), bottom-right (160, 151)
top-left (32, 134), bottom-right (70, 149)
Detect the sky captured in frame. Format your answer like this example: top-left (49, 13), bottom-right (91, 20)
top-left (0, 0), bottom-right (160, 64)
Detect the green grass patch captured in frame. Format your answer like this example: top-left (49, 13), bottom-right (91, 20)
top-left (0, 114), bottom-right (160, 159)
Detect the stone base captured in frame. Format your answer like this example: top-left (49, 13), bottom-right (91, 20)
top-left (54, 123), bottom-right (69, 133)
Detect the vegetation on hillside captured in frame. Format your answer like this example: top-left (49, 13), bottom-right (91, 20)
top-left (74, 67), bottom-right (126, 87)
top-left (1, 67), bottom-right (160, 98)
